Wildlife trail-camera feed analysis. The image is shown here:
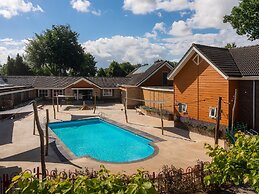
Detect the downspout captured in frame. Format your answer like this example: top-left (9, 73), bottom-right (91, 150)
top-left (253, 80), bottom-right (256, 129)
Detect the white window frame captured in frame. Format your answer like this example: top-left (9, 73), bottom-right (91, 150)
top-left (103, 89), bottom-right (113, 97)
top-left (178, 103), bottom-right (187, 113)
top-left (38, 89), bottom-right (48, 97)
top-left (53, 89), bottom-right (64, 97)
top-left (209, 107), bottom-right (217, 119)
top-left (192, 54), bottom-right (201, 65)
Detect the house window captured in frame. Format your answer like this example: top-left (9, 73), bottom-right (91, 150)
top-left (209, 107), bottom-right (217, 119)
top-left (103, 89), bottom-right (113, 96)
top-left (178, 103), bottom-right (187, 113)
top-left (38, 90), bottom-right (48, 97)
top-left (162, 72), bottom-right (168, 86)
top-left (192, 54), bottom-right (201, 65)
top-left (53, 89), bottom-right (64, 96)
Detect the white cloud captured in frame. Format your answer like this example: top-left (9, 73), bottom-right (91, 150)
top-left (188, 0), bottom-right (239, 29)
top-left (0, 38), bottom-right (26, 64)
top-left (153, 22), bottom-right (166, 33)
top-left (0, 0), bottom-right (43, 19)
top-left (70, 0), bottom-right (91, 13)
top-left (145, 22), bottom-right (166, 39)
top-left (169, 20), bottom-right (192, 36)
top-left (70, 0), bottom-right (101, 16)
top-left (123, 0), bottom-right (192, 15)
top-left (91, 10), bottom-right (101, 16)
top-left (164, 27), bottom-right (259, 57)
top-left (83, 36), bottom-right (170, 66)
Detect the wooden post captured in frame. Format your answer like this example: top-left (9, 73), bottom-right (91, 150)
top-left (231, 89), bottom-right (237, 133)
top-left (33, 113), bottom-right (36, 135)
top-left (32, 101), bottom-right (46, 179)
top-left (56, 95), bottom-right (59, 112)
top-left (45, 109), bottom-right (49, 156)
top-left (215, 96), bottom-right (222, 145)
top-left (52, 97), bottom-right (56, 119)
top-left (94, 95), bottom-right (96, 113)
top-left (160, 104), bottom-right (164, 135)
top-left (124, 98), bottom-right (128, 123)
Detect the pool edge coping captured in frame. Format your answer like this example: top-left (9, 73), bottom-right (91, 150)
top-left (48, 116), bottom-right (165, 164)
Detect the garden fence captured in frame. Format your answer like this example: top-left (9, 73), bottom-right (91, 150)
top-left (0, 161), bottom-right (209, 194)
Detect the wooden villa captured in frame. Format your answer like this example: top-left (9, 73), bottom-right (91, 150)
top-left (168, 44), bottom-right (259, 131)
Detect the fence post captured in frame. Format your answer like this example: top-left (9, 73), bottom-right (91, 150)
top-left (32, 101), bottom-right (46, 179)
top-left (215, 97), bottom-right (222, 145)
top-left (45, 109), bottom-right (49, 156)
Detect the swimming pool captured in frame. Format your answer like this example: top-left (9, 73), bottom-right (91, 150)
top-left (49, 118), bottom-right (155, 163)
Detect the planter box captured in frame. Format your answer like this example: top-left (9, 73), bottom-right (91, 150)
top-left (175, 116), bottom-right (226, 138)
top-left (140, 106), bottom-right (173, 121)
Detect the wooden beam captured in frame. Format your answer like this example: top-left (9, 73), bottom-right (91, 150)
top-left (33, 113), bottom-right (36, 135)
top-left (124, 98), bottom-right (128, 123)
top-left (93, 94), bottom-right (96, 114)
top-left (32, 101), bottom-right (46, 179)
top-left (160, 104), bottom-right (164, 135)
top-left (231, 89), bottom-right (237, 132)
top-left (45, 109), bottom-right (49, 156)
top-left (56, 94), bottom-right (59, 112)
top-left (215, 96), bottom-right (222, 145)
top-left (52, 97), bottom-right (56, 119)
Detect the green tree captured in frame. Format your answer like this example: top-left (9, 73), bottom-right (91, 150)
top-left (106, 61), bottom-right (125, 77)
top-left (14, 54), bottom-right (31, 75)
top-left (70, 53), bottom-right (97, 76)
top-left (6, 56), bottom-right (15, 75)
top-left (25, 25), bottom-right (85, 76)
top-left (1, 55), bottom-right (31, 76)
top-left (120, 62), bottom-right (136, 76)
top-left (225, 43), bottom-right (237, 49)
top-left (97, 67), bottom-right (107, 77)
top-left (223, 0), bottom-right (259, 40)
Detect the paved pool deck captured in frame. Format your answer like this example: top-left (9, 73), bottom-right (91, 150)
top-left (0, 103), bottom-right (224, 174)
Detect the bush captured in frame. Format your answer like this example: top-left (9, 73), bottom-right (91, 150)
top-left (204, 132), bottom-right (259, 192)
top-left (7, 166), bottom-right (156, 194)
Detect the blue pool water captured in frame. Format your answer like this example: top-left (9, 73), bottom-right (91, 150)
top-left (49, 118), bottom-right (154, 163)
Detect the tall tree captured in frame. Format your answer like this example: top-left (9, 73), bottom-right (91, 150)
top-left (225, 43), bottom-right (237, 49)
top-left (70, 53), bottom-right (97, 76)
top-left (15, 54), bottom-right (31, 75)
top-left (120, 62), bottom-right (136, 76)
top-left (97, 68), bottom-right (107, 77)
top-left (223, 0), bottom-right (259, 41)
top-left (106, 61), bottom-right (125, 77)
top-left (1, 55), bottom-right (31, 75)
top-left (25, 25), bottom-right (85, 75)
top-left (6, 56), bottom-right (15, 75)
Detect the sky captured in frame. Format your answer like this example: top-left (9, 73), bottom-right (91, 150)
top-left (0, 0), bottom-right (258, 68)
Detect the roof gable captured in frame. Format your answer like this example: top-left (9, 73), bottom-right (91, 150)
top-left (168, 43), bottom-right (259, 80)
top-left (127, 61), bottom-right (173, 86)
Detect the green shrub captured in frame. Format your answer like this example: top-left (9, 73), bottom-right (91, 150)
top-left (7, 165), bottom-right (155, 194)
top-left (204, 132), bottom-right (259, 192)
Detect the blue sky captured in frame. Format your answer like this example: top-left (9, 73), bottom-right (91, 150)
top-left (0, 0), bottom-right (258, 67)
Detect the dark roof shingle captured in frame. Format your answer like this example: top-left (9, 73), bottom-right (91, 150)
top-left (194, 44), bottom-right (242, 77)
top-left (229, 45), bottom-right (259, 76)
top-left (87, 77), bottom-right (129, 88)
top-left (126, 61), bottom-right (173, 86)
top-left (193, 44), bottom-right (259, 77)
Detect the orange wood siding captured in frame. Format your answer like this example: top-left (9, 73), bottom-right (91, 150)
top-left (141, 65), bottom-right (173, 87)
top-left (174, 53), bottom-right (230, 126)
top-left (142, 88), bottom-right (173, 113)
